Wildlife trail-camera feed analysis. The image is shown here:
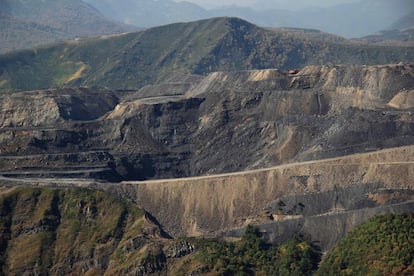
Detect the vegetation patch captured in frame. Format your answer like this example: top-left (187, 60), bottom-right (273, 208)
top-left (316, 213), bottom-right (414, 276)
top-left (177, 225), bottom-right (321, 275)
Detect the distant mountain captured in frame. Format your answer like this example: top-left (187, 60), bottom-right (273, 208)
top-left (0, 12), bottom-right (67, 54)
top-left (84, 0), bottom-right (208, 27)
top-left (84, 0), bottom-right (414, 38)
top-left (0, 0), bottom-right (134, 53)
top-left (1, 17), bottom-right (414, 93)
top-left (358, 11), bottom-right (414, 46)
top-left (282, 0), bottom-right (414, 38)
top-left (389, 11), bottom-right (414, 30)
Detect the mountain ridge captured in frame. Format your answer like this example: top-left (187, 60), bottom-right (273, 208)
top-left (2, 0), bottom-right (413, 54)
top-left (84, 0), bottom-right (414, 38)
top-left (389, 11), bottom-right (414, 31)
top-left (357, 11), bottom-right (414, 46)
top-left (1, 17), bottom-right (414, 93)
top-left (0, 2), bottom-right (413, 274)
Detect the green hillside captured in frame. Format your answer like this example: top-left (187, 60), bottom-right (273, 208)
top-left (1, 17), bottom-right (414, 93)
top-left (1, 0), bottom-right (127, 35)
top-left (0, 187), bottom-right (169, 275)
top-left (316, 213), bottom-right (414, 276)
top-left (176, 226), bottom-right (321, 275)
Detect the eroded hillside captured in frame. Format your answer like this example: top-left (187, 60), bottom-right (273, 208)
top-left (0, 63), bottom-right (413, 182)
top-left (0, 63), bottom-right (412, 252)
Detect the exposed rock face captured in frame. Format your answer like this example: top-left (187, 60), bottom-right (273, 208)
top-left (225, 185), bottom-right (414, 251)
top-left (164, 240), bottom-right (195, 258)
top-left (111, 145), bottom-right (414, 239)
top-left (0, 88), bottom-right (119, 127)
top-left (0, 64), bottom-right (413, 182)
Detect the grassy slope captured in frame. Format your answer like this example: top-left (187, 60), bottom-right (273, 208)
top-left (0, 17), bottom-right (229, 92)
top-left (1, 17), bottom-right (414, 93)
top-left (0, 187), bottom-right (165, 275)
top-left (0, 189), bottom-right (321, 275)
top-left (0, 187), bottom-right (321, 275)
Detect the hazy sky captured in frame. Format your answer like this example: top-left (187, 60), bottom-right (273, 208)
top-left (177, 0), bottom-right (359, 9)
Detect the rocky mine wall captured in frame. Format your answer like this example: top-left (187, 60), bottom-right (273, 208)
top-left (109, 146), bottom-right (414, 239)
top-left (0, 63), bottom-right (413, 248)
top-left (0, 64), bottom-right (413, 181)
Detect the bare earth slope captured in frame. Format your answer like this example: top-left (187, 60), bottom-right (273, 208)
top-left (0, 63), bottom-right (413, 182)
top-left (1, 145), bottom-right (413, 252)
top-left (119, 145), bottom-right (414, 246)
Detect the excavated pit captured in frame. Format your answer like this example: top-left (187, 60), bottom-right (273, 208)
top-left (0, 63), bottom-right (413, 249)
top-left (0, 64), bottom-right (413, 182)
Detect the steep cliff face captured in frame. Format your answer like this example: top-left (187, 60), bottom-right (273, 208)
top-left (0, 88), bottom-right (119, 128)
top-left (0, 186), bottom-right (320, 275)
top-left (0, 186), bottom-right (410, 274)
